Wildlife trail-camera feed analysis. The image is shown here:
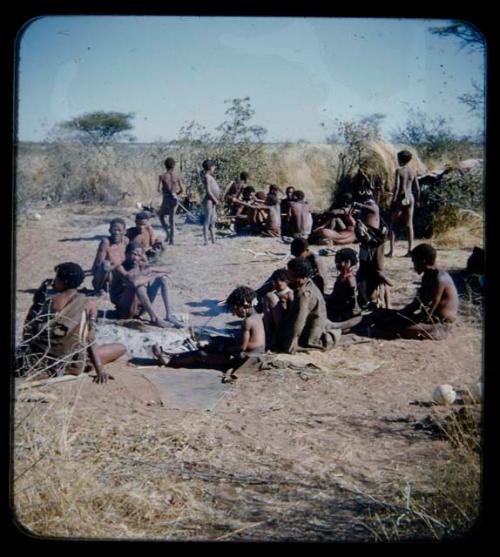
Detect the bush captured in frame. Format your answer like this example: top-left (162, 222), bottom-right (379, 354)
top-left (415, 164), bottom-right (484, 238)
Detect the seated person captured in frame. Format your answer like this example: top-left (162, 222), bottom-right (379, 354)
top-left (326, 248), bottom-right (361, 321)
top-left (223, 171), bottom-right (250, 209)
top-left (91, 217), bottom-right (129, 296)
top-left (290, 238), bottom-right (328, 295)
top-left (309, 193), bottom-right (357, 245)
top-left (263, 269), bottom-right (295, 350)
top-left (333, 243), bottom-right (459, 340)
top-left (351, 187), bottom-right (392, 309)
top-left (287, 190), bottom-right (312, 239)
top-left (126, 211), bottom-right (163, 261)
top-left (152, 286), bottom-right (265, 373)
top-left (19, 262), bottom-right (126, 383)
top-left (110, 242), bottom-right (182, 328)
top-left (233, 185), bottom-right (257, 234)
top-left (233, 193), bottom-right (282, 237)
top-left (280, 185), bottom-right (295, 235)
top-left (278, 258), bottom-right (341, 354)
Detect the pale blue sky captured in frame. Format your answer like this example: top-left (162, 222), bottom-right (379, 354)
top-left (16, 16), bottom-right (485, 143)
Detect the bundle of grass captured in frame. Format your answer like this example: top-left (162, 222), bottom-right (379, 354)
top-left (334, 142), bottom-right (427, 209)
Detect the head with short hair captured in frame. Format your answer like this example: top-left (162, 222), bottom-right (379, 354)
top-left (335, 248), bottom-right (358, 271)
top-left (268, 184), bottom-right (279, 195)
top-left (202, 159), bottom-right (215, 172)
top-left (286, 186), bottom-right (295, 198)
top-left (110, 217), bottom-right (126, 229)
top-left (109, 218), bottom-right (126, 243)
top-left (164, 157), bottom-right (176, 170)
top-left (255, 191), bottom-right (267, 201)
top-left (53, 262), bottom-right (85, 291)
top-left (287, 257), bottom-right (314, 282)
top-left (124, 242), bottom-right (145, 269)
top-left (397, 150), bottom-right (413, 165)
top-left (135, 211), bottom-right (150, 222)
top-left (266, 193), bottom-right (279, 206)
top-left (339, 192), bottom-right (353, 207)
top-left (411, 243), bottom-right (437, 272)
top-left (293, 190), bottom-right (305, 201)
top-left (291, 237), bottom-right (309, 257)
top-left (271, 268), bottom-right (289, 288)
top-left (226, 286), bottom-right (257, 317)
top-left (240, 171), bottom-right (249, 181)
top-left (242, 185), bottom-right (255, 199)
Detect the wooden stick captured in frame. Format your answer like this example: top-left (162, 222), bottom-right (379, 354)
top-left (17, 374), bottom-right (88, 390)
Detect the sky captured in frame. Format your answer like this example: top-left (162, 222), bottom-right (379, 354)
top-left (15, 16), bottom-right (486, 143)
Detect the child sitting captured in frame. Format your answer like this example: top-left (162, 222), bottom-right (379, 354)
top-left (326, 248), bottom-right (361, 321)
top-left (152, 286), bottom-right (265, 373)
top-left (126, 211), bottom-right (164, 262)
top-left (263, 269), bottom-right (294, 349)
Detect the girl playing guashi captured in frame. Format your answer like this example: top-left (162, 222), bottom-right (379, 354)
top-left (152, 286), bottom-right (265, 371)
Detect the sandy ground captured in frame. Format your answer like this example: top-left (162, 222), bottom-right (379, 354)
top-left (13, 204), bottom-right (483, 541)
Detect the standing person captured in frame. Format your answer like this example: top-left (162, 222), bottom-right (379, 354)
top-left (157, 157), bottom-right (185, 245)
top-left (387, 150), bottom-right (421, 257)
top-left (201, 160), bottom-right (221, 245)
top-left (280, 185), bottom-right (295, 235)
top-left (20, 263), bottom-right (126, 383)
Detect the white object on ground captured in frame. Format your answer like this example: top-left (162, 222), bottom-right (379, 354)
top-left (432, 384), bottom-right (457, 405)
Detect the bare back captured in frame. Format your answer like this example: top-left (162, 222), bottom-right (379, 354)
top-left (159, 170), bottom-right (182, 199)
top-left (241, 313), bottom-right (265, 352)
top-left (418, 268), bottom-right (459, 322)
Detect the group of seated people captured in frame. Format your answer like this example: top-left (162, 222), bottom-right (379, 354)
top-left (18, 159), bottom-right (459, 385)
top-left (223, 174), bottom-right (314, 239)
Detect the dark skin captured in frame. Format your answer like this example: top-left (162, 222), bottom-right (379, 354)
top-left (126, 219), bottom-right (162, 252)
top-left (50, 276), bottom-right (126, 383)
top-left (288, 198), bottom-right (311, 237)
top-left (157, 163), bottom-right (185, 245)
top-left (387, 155), bottom-right (421, 257)
top-left (153, 304), bottom-right (265, 369)
top-left (91, 222), bottom-right (129, 292)
top-left (332, 254), bottom-right (459, 339)
top-left (114, 246), bottom-right (181, 328)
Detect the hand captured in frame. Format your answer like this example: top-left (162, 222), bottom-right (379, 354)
top-left (93, 369), bottom-right (114, 384)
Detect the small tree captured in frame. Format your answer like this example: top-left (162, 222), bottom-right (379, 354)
top-left (60, 111), bottom-right (135, 145)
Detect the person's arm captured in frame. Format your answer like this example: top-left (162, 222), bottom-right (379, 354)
top-left (157, 175), bottom-right (162, 194)
top-left (413, 175), bottom-right (421, 208)
top-left (206, 177), bottom-right (220, 204)
top-left (283, 292), bottom-right (310, 353)
top-left (239, 319), bottom-right (251, 352)
top-left (91, 239), bottom-right (109, 274)
top-left (391, 170), bottom-right (400, 206)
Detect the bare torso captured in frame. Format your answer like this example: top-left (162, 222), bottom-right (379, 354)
top-left (418, 269), bottom-right (459, 322)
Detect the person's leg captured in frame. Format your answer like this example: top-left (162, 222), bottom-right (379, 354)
top-left (134, 282), bottom-right (169, 327)
top-left (387, 226), bottom-right (395, 257)
top-left (92, 263), bottom-right (111, 295)
top-left (153, 347), bottom-right (233, 369)
top-left (168, 203), bottom-right (177, 245)
top-left (202, 201), bottom-right (209, 245)
top-left (95, 343), bottom-right (127, 364)
top-left (404, 204), bottom-right (415, 256)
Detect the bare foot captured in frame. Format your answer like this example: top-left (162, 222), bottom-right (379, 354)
top-left (152, 317), bottom-right (171, 328)
top-left (152, 344), bottom-right (171, 366)
top-left (167, 316), bottom-right (184, 329)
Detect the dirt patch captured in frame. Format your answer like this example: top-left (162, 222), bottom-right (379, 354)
top-left (13, 204), bottom-right (483, 541)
